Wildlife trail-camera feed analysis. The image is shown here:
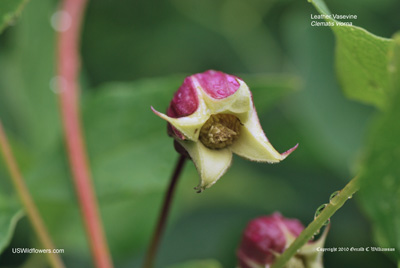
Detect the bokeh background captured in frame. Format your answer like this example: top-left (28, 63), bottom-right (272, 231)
top-left (1, 0), bottom-right (400, 267)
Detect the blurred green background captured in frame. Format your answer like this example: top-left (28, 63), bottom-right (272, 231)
top-left (0, 0), bottom-right (399, 267)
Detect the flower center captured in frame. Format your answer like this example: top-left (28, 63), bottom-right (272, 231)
top-left (199, 114), bottom-right (241, 149)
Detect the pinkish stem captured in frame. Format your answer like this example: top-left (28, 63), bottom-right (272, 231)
top-left (56, 0), bottom-right (114, 268)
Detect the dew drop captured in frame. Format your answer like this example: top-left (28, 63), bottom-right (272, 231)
top-left (314, 203), bottom-right (330, 226)
top-left (314, 204), bottom-right (327, 219)
top-left (329, 190), bottom-right (340, 203)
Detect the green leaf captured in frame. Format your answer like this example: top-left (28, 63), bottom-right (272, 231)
top-left (0, 0), bottom-right (60, 155)
top-left (242, 74), bottom-right (301, 112)
top-left (0, 195), bottom-right (23, 253)
top-left (171, 0), bottom-right (282, 73)
top-left (167, 259), bottom-right (223, 268)
top-left (0, 135), bottom-right (33, 255)
top-left (358, 33), bottom-right (400, 260)
top-left (0, 0), bottom-right (29, 34)
top-left (309, 0), bottom-right (394, 109)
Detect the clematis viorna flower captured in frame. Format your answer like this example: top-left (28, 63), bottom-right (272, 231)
top-left (152, 70), bottom-right (297, 192)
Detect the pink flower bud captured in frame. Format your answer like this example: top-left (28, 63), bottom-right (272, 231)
top-left (237, 213), bottom-right (304, 267)
top-left (237, 213), bottom-right (328, 268)
top-left (152, 70), bottom-right (298, 192)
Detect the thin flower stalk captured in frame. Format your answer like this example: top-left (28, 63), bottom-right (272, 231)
top-left (143, 155), bottom-right (187, 268)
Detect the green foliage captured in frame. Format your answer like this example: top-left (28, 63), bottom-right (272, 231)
top-left (0, 0), bottom-right (59, 155)
top-left (171, 0), bottom-right (281, 73)
top-left (309, 0), bottom-right (394, 109)
top-left (0, 0), bottom-right (28, 34)
top-left (241, 74), bottom-right (301, 110)
top-left (167, 259), bottom-right (223, 268)
top-left (358, 33), bottom-right (400, 259)
top-left (0, 196), bottom-right (23, 253)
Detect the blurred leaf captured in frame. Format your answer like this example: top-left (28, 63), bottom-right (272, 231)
top-left (82, 0), bottom-right (241, 85)
top-left (243, 74), bottom-right (301, 111)
top-left (0, 195), bottom-right (23, 253)
top-left (171, 0), bottom-right (281, 73)
top-left (358, 33), bottom-right (400, 260)
top-left (0, 0), bottom-right (60, 155)
top-left (0, 0), bottom-right (28, 34)
top-left (171, 0), bottom-right (271, 36)
top-left (167, 259), bottom-right (223, 268)
top-left (0, 136), bottom-right (32, 255)
top-left (309, 0), bottom-right (394, 109)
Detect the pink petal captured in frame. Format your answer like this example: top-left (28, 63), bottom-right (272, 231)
top-left (167, 77), bottom-right (199, 118)
top-left (194, 70), bottom-right (240, 99)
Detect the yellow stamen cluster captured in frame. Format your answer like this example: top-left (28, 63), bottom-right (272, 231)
top-left (199, 114), bottom-right (241, 149)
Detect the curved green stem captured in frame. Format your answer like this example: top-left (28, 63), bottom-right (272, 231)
top-left (143, 155), bottom-right (187, 268)
top-left (271, 175), bottom-right (361, 268)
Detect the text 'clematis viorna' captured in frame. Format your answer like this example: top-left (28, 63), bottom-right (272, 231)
top-left (152, 70), bottom-right (297, 192)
